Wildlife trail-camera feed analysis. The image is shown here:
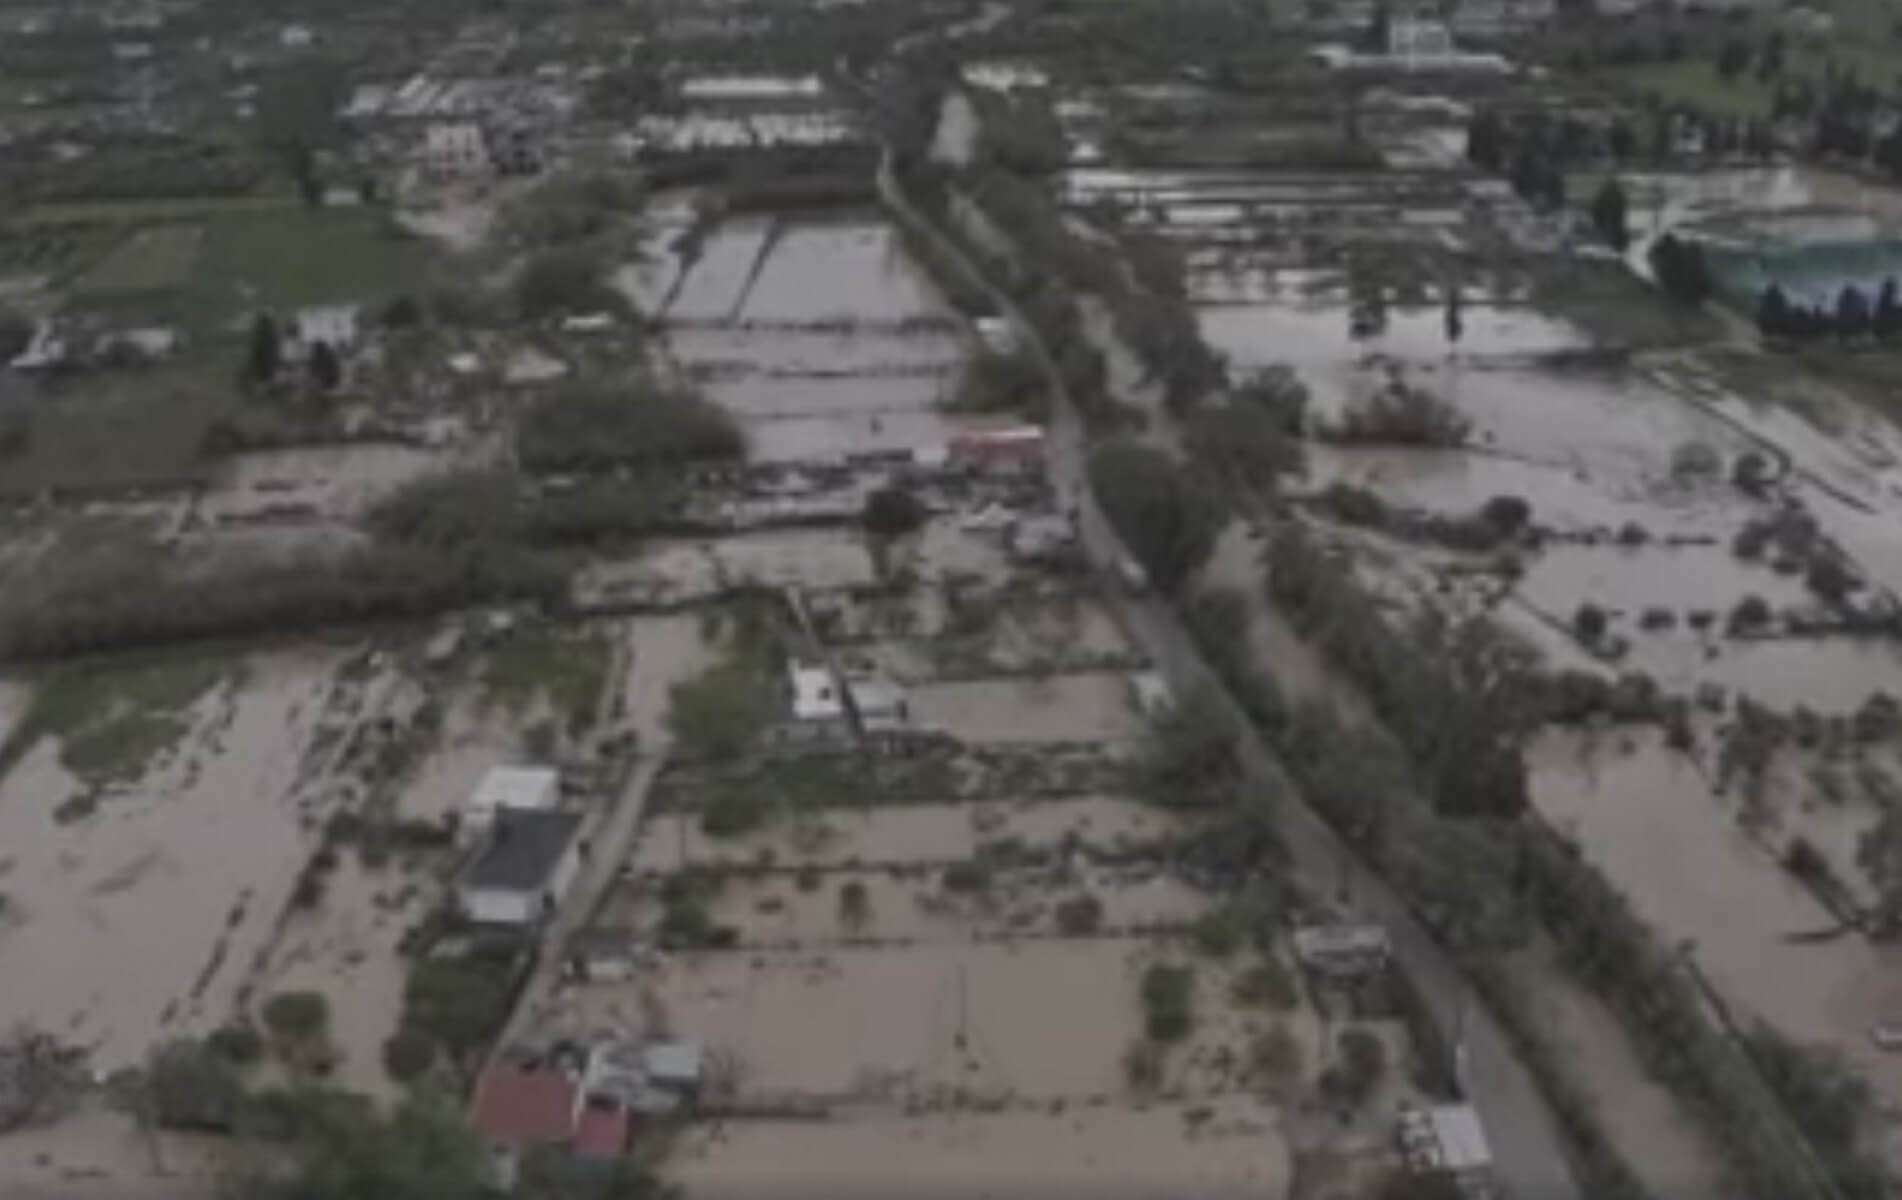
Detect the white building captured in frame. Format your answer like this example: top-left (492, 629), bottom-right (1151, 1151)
top-left (789, 661), bottom-right (843, 723)
top-left (424, 121), bottom-right (490, 176)
top-left (456, 808), bottom-right (584, 926)
top-left (1399, 1104), bottom-right (1495, 1193)
top-left (292, 304), bottom-right (359, 356)
top-left (1129, 671), bottom-right (1174, 718)
top-left (460, 765), bottom-right (560, 844)
top-left (846, 676), bottom-right (909, 736)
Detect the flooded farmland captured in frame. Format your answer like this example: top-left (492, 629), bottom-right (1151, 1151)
top-left (0, 649), bottom-right (345, 1069)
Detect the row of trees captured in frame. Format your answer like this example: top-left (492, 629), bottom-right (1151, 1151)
top-left (1757, 281), bottom-right (1902, 342)
top-left (517, 379), bottom-right (744, 474)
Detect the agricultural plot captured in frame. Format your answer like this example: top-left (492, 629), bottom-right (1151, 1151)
top-left (0, 648), bottom-right (347, 1070)
top-left (69, 225), bottom-right (202, 298)
top-left (647, 212), bottom-right (1000, 464)
top-left (0, 358), bottom-right (238, 496)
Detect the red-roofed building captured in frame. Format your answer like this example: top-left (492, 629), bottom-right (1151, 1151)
top-left (572, 1104), bottom-right (631, 1161)
top-left (948, 426), bottom-right (1045, 475)
top-left (470, 1063), bottom-right (579, 1150)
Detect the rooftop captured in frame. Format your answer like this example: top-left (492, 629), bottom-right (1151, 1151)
top-left (469, 1063), bottom-right (576, 1147)
top-left (462, 808), bottom-right (583, 893)
top-left (789, 661), bottom-right (843, 722)
top-left (467, 765), bottom-right (560, 818)
top-left (572, 1105), bottom-right (630, 1160)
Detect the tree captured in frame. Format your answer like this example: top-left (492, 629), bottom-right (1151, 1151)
top-left (308, 340), bottom-right (342, 391)
top-left (1877, 278), bottom-right (1901, 340)
top-left (1716, 37), bottom-right (1751, 79)
top-left (1386, 819), bottom-right (1528, 952)
top-left (861, 486), bottom-right (928, 538)
top-left (1573, 602), bottom-right (1608, 641)
top-left (232, 1089), bottom-right (494, 1200)
top-left (1758, 283), bottom-right (1794, 339)
top-left (381, 1028), bottom-right (436, 1082)
top-left (132, 1039), bottom-right (246, 1132)
top-left (1860, 804), bottom-right (1902, 932)
top-left (1333, 1027), bottom-right (1388, 1102)
top-left (263, 990), bottom-right (330, 1043)
top-left (1362, 0), bottom-right (1391, 52)
top-left (1648, 234), bottom-right (1711, 305)
top-left (1591, 178), bottom-right (1630, 250)
top-left (0, 307), bottom-right (31, 364)
top-left (1836, 284), bottom-right (1872, 339)
top-left (514, 247), bottom-right (621, 318)
top-left (1183, 400), bottom-right (1300, 494)
top-left (1055, 893), bottom-right (1104, 935)
top-left (1443, 283), bottom-right (1464, 349)
top-left (1140, 963), bottom-right (1195, 1042)
top-left (1140, 687), bottom-right (1239, 808)
top-left (1087, 440), bottom-right (1224, 594)
top-left (1465, 110), bottom-right (1506, 171)
top-left (838, 880), bottom-right (871, 933)
top-left (246, 313), bottom-right (281, 384)
top-left (518, 380), bottom-right (743, 473)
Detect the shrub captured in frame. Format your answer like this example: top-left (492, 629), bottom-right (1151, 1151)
top-left (941, 860), bottom-right (992, 894)
top-left (1482, 494), bottom-right (1532, 534)
top-left (1728, 594), bottom-right (1773, 636)
top-left (1140, 963), bottom-right (1195, 1042)
top-left (1188, 907), bottom-right (1246, 958)
top-left (1573, 603), bottom-right (1608, 641)
top-left (1232, 957), bottom-right (1299, 1010)
top-left (381, 1027), bottom-right (437, 1082)
top-left (1123, 1037), bottom-right (1164, 1091)
top-left (1329, 1026), bottom-right (1387, 1103)
top-left (862, 486), bottom-right (928, 538)
top-left (207, 1024), bottom-right (263, 1066)
top-left (518, 379), bottom-right (743, 474)
top-left (262, 991), bottom-right (329, 1042)
top-left (1054, 893), bottom-right (1104, 935)
top-left (700, 788), bottom-right (768, 838)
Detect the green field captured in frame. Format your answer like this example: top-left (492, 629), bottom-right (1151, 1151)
top-left (0, 358), bottom-right (238, 496)
top-left (46, 205), bottom-right (432, 334)
top-left (1612, 61), bottom-right (1774, 118)
top-left (70, 225), bottom-right (203, 298)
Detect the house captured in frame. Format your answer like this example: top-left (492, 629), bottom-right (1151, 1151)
top-left (779, 660), bottom-right (850, 743)
top-left (948, 426), bottom-right (1045, 475)
top-left (425, 121), bottom-right (490, 176)
top-left (1398, 1104), bottom-right (1494, 1195)
top-left (566, 927), bottom-right (647, 983)
top-left (846, 676), bottom-right (909, 737)
top-left (456, 808), bottom-right (585, 926)
top-left (460, 765), bottom-right (560, 844)
top-left (1006, 514), bottom-right (1077, 564)
top-left (292, 304), bottom-right (359, 357)
top-left (470, 1061), bottom-right (579, 1187)
top-left (1292, 923), bottom-right (1392, 977)
top-left (642, 1040), bottom-right (704, 1096)
top-left (571, 1104), bottom-right (631, 1162)
top-left (1129, 671), bottom-right (1174, 718)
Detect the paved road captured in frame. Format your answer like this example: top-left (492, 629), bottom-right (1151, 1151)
top-left (879, 159), bottom-right (1582, 1200)
top-left (491, 748), bottom-right (669, 1061)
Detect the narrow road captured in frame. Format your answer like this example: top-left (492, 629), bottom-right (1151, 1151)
top-left (490, 748), bottom-right (668, 1061)
top-left (879, 159), bottom-right (1583, 1200)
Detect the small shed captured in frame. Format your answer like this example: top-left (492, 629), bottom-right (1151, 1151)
top-left (642, 1040), bottom-right (703, 1092)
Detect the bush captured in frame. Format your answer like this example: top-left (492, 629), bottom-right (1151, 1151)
top-left (518, 379), bottom-right (743, 474)
top-left (381, 1027), bottom-right (437, 1082)
top-left (514, 247), bottom-right (625, 318)
top-left (941, 860), bottom-right (992, 894)
top-left (262, 991), bottom-right (330, 1042)
top-left (700, 787), bottom-right (768, 838)
top-left (1728, 594), bottom-right (1773, 636)
top-left (1482, 494), bottom-right (1532, 534)
top-left (1328, 1027), bottom-right (1387, 1104)
top-left (1573, 603), bottom-right (1608, 642)
top-left (1123, 1038), bottom-right (1164, 1091)
top-left (1054, 893), bottom-right (1104, 935)
top-left (1140, 963), bottom-right (1195, 1042)
top-left (1232, 958), bottom-right (1299, 1010)
top-left (1188, 907), bottom-right (1246, 958)
top-left (207, 1024), bottom-right (263, 1066)
top-left (862, 486), bottom-right (928, 538)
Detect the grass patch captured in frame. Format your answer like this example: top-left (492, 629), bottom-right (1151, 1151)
top-left (70, 224), bottom-right (203, 298)
top-left (481, 626), bottom-right (614, 738)
top-left (1609, 61), bottom-right (1773, 118)
top-left (0, 356), bottom-right (238, 495)
top-left (15, 191), bottom-right (301, 227)
top-left (1, 653), bottom-right (240, 802)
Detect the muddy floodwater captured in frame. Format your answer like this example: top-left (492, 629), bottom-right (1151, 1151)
top-left (907, 673), bottom-right (1147, 746)
top-left (1529, 728), bottom-right (1902, 1110)
top-left (0, 651), bottom-right (343, 1069)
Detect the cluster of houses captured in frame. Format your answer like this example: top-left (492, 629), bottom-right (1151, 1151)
top-left (470, 1036), bottom-right (705, 1187)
